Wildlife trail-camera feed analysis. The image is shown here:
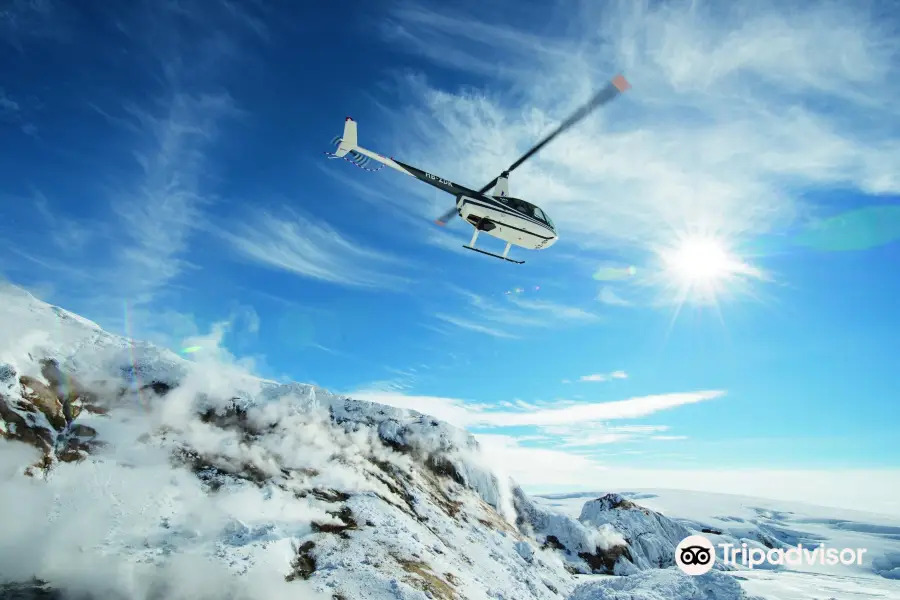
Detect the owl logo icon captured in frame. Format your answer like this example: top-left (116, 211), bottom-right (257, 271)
top-left (675, 535), bottom-right (716, 575)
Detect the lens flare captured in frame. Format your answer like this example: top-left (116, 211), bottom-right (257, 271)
top-left (655, 233), bottom-right (766, 308)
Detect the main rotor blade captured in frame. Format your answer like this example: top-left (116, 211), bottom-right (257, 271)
top-left (434, 205), bottom-right (459, 226)
top-left (477, 74), bottom-right (631, 195)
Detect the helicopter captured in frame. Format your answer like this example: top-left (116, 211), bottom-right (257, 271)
top-left (327, 74), bottom-right (631, 264)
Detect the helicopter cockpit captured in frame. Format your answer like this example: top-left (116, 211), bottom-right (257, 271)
top-left (494, 196), bottom-right (555, 230)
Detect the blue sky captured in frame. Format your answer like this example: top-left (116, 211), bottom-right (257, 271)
top-left (1, 0), bottom-right (899, 504)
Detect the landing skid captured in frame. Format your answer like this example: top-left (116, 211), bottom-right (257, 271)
top-left (463, 244), bottom-right (525, 264)
top-left (464, 224), bottom-right (524, 264)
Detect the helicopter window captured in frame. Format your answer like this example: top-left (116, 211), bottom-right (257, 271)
top-left (507, 197), bottom-right (534, 217)
top-left (526, 202), bottom-right (554, 229)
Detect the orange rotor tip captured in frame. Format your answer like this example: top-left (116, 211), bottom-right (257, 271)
top-left (434, 220), bottom-right (446, 226)
top-left (612, 74), bottom-right (631, 92)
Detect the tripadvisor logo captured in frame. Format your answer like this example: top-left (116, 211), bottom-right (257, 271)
top-left (675, 534), bottom-right (869, 576)
top-left (675, 535), bottom-right (716, 575)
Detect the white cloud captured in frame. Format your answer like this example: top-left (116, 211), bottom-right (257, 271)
top-left (433, 286), bottom-right (599, 337)
top-left (350, 389), bottom-right (723, 429)
top-left (598, 286), bottom-right (631, 306)
top-left (218, 208), bottom-right (413, 289)
top-left (112, 93), bottom-right (240, 302)
top-left (509, 391), bottom-right (722, 426)
top-left (506, 296), bottom-right (598, 322)
top-left (474, 434), bottom-right (610, 488)
top-left (376, 1), bottom-right (900, 292)
top-left (578, 370), bottom-right (628, 382)
top-left (580, 374), bottom-right (608, 382)
top-left (539, 423), bottom-right (672, 447)
top-left (433, 313), bottom-right (519, 339)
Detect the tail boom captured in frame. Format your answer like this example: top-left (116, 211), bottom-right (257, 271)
top-left (329, 117), bottom-right (478, 200)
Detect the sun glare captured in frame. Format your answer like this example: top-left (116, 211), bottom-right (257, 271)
top-left (666, 237), bottom-right (733, 283)
top-left (657, 234), bottom-right (764, 307)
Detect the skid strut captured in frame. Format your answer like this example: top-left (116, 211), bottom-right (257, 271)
top-left (462, 219), bottom-right (524, 264)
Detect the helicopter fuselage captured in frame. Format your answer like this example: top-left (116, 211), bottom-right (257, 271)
top-left (392, 158), bottom-right (558, 251)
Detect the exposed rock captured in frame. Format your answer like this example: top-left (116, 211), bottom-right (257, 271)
top-left (579, 544), bottom-right (633, 574)
top-left (39, 359), bottom-right (105, 423)
top-left (0, 358), bottom-right (112, 474)
top-left (286, 541), bottom-right (317, 581)
top-left (19, 376), bottom-right (66, 431)
top-left (312, 506), bottom-right (359, 538)
top-left (0, 391), bottom-right (55, 455)
top-left (426, 454), bottom-right (466, 486)
top-left (515, 486), bottom-right (627, 574)
top-left (57, 424), bottom-right (104, 463)
top-left (396, 557), bottom-right (458, 600)
top-left (0, 579), bottom-right (67, 600)
top-left (579, 493), bottom-right (693, 571)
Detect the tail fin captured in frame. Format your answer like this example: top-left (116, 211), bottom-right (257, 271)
top-left (333, 117), bottom-right (358, 158)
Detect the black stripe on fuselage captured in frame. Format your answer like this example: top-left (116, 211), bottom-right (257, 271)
top-left (461, 197), bottom-right (555, 233)
top-left (460, 199), bottom-right (555, 240)
top-left (394, 158), bottom-right (479, 197)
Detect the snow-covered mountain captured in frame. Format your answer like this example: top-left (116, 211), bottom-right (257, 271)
top-left (536, 489), bottom-right (900, 598)
top-left (1, 283), bottom-right (895, 600)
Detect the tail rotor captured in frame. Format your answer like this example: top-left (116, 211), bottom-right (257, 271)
top-left (325, 117), bottom-right (384, 172)
top-left (326, 136), bottom-right (384, 172)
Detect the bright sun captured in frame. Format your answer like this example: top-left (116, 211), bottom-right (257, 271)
top-left (657, 234), bottom-right (764, 306)
top-left (666, 237), bottom-right (734, 283)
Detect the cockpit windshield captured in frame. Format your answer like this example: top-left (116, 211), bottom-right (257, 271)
top-left (497, 196), bottom-right (555, 230)
top-left (532, 206), bottom-right (553, 228)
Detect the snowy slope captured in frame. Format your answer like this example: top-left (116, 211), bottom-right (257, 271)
top-left (569, 569), bottom-right (756, 600)
top-left (4, 283), bottom-right (874, 600)
top-left (534, 489), bottom-right (900, 599)
top-left (0, 284), bottom-right (584, 600)
top-left (0, 284), bottom-right (768, 600)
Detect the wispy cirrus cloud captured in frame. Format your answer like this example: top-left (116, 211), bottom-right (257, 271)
top-left (0, 2), bottom-right (274, 345)
top-left (109, 92), bottom-right (240, 304)
top-left (433, 313), bottom-right (520, 338)
top-left (351, 388), bottom-right (724, 429)
top-left (218, 208), bottom-right (413, 290)
top-left (432, 286), bottom-right (600, 337)
top-left (538, 422), bottom-right (679, 447)
top-left (597, 286), bottom-right (631, 306)
top-left (377, 0), bottom-right (900, 295)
